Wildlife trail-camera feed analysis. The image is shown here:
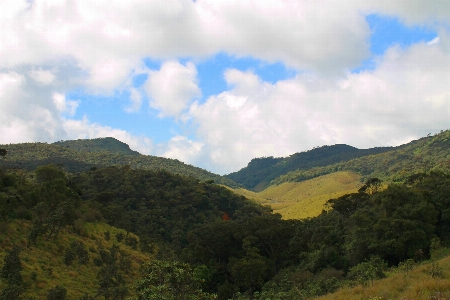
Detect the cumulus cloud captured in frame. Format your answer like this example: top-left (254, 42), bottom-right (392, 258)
top-left (62, 117), bottom-right (153, 155)
top-left (145, 61), bottom-right (201, 118)
top-left (52, 93), bottom-right (79, 116)
top-left (189, 40), bottom-right (450, 174)
top-left (159, 135), bottom-right (204, 165)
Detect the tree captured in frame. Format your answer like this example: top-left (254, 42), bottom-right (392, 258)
top-left (0, 246), bottom-right (23, 286)
top-left (134, 260), bottom-right (216, 300)
top-left (0, 246), bottom-right (24, 299)
top-left (96, 245), bottom-right (128, 300)
top-left (47, 285), bottom-right (67, 300)
top-left (348, 256), bottom-right (387, 286)
top-left (0, 149), bottom-right (7, 159)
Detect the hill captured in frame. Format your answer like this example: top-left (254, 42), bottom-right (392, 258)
top-left (227, 130), bottom-right (450, 192)
top-left (231, 171), bottom-right (362, 219)
top-left (273, 130), bottom-right (450, 186)
top-left (0, 138), bottom-right (238, 187)
top-left (53, 137), bottom-right (140, 156)
top-left (226, 144), bottom-right (393, 191)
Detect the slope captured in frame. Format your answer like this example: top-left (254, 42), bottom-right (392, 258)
top-left (226, 144), bottom-right (393, 191)
top-left (53, 137), bottom-right (140, 156)
top-left (273, 130), bottom-right (450, 186)
top-left (231, 171), bottom-right (362, 219)
top-left (318, 255), bottom-right (450, 300)
top-left (0, 139), bottom-right (238, 187)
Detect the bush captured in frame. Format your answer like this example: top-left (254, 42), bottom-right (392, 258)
top-left (47, 285), bottom-right (67, 300)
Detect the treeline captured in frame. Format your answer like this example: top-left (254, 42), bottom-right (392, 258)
top-left (2, 165), bottom-right (450, 299)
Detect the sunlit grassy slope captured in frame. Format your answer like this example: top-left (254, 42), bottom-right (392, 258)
top-left (318, 256), bottom-right (450, 300)
top-left (232, 171), bottom-right (362, 219)
top-left (0, 219), bottom-right (150, 299)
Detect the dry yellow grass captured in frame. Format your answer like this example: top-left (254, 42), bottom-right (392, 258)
top-left (0, 219), bottom-right (151, 299)
top-left (231, 171), bottom-right (362, 219)
top-left (318, 256), bottom-right (450, 300)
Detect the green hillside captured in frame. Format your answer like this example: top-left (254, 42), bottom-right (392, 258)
top-left (0, 138), bottom-right (238, 187)
top-left (226, 144), bottom-right (393, 191)
top-left (53, 137), bottom-right (140, 156)
top-left (273, 130), bottom-right (450, 186)
top-left (227, 130), bottom-right (450, 192)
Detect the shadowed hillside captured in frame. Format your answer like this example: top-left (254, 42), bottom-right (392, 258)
top-left (0, 138), bottom-right (239, 187)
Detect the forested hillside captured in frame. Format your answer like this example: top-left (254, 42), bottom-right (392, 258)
top-left (228, 130), bottom-right (450, 191)
top-left (226, 144), bottom-right (393, 191)
top-left (273, 130), bottom-right (450, 185)
top-left (53, 137), bottom-right (140, 156)
top-left (0, 138), bottom-right (238, 187)
top-left (2, 163), bottom-right (450, 299)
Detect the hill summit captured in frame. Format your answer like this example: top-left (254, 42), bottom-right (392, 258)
top-left (53, 137), bottom-right (140, 156)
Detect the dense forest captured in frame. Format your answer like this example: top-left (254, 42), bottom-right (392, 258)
top-left (2, 162), bottom-right (450, 299)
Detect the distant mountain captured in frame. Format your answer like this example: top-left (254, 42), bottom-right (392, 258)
top-left (272, 130), bottom-right (450, 186)
top-left (226, 144), bottom-right (394, 191)
top-left (0, 138), bottom-right (239, 187)
top-left (53, 137), bottom-right (140, 156)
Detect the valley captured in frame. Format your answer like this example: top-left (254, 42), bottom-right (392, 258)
top-left (1, 130), bottom-right (450, 299)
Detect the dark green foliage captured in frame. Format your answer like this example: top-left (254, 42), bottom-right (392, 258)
top-left (47, 285), bottom-right (67, 300)
top-left (96, 245), bottom-right (128, 300)
top-left (72, 166), bottom-right (267, 247)
top-left (135, 260), bottom-right (216, 300)
top-left (347, 256), bottom-right (387, 286)
top-left (0, 149), bottom-right (7, 157)
top-left (1, 246), bottom-right (23, 286)
top-left (124, 235), bottom-right (138, 250)
top-left (104, 230), bottom-right (110, 241)
top-left (0, 284), bottom-right (24, 300)
top-left (116, 232), bottom-right (124, 242)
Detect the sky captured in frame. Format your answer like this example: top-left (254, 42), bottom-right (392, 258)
top-left (1, 0), bottom-right (450, 175)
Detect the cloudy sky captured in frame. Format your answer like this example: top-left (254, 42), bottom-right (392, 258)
top-left (1, 0), bottom-right (449, 174)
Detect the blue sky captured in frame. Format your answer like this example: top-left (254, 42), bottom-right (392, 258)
top-left (1, 1), bottom-right (449, 174)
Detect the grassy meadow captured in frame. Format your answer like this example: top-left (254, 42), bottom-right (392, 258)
top-left (232, 171), bottom-right (362, 219)
top-left (318, 255), bottom-right (450, 300)
top-left (0, 219), bottom-right (150, 299)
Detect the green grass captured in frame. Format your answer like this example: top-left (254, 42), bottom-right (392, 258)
top-left (231, 171), bottom-right (362, 219)
top-left (318, 255), bottom-right (450, 300)
top-left (0, 219), bottom-right (151, 299)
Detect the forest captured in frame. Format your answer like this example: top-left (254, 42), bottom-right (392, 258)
top-left (1, 163), bottom-right (450, 299)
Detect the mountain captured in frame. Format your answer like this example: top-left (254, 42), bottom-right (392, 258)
top-left (273, 130), bottom-right (450, 186)
top-left (226, 144), bottom-right (394, 191)
top-left (53, 137), bottom-right (140, 156)
top-left (0, 138), bottom-right (239, 187)
top-left (227, 130), bottom-right (450, 191)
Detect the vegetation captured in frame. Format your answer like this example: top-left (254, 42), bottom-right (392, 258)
top-left (2, 131), bottom-right (450, 299)
top-left (226, 144), bottom-right (393, 191)
top-left (0, 138), bottom-right (239, 187)
top-left (231, 171), bottom-right (361, 219)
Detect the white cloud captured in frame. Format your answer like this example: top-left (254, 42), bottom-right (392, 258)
top-left (159, 135), bottom-right (204, 165)
top-left (29, 68), bottom-right (56, 85)
top-left (125, 88), bottom-right (143, 113)
top-left (145, 61), bottom-right (201, 118)
top-left (62, 117), bottom-right (153, 155)
top-left (189, 40), bottom-right (450, 174)
top-left (52, 93), bottom-right (79, 116)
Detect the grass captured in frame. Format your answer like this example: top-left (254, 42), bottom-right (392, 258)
top-left (0, 219), bottom-right (151, 299)
top-left (318, 256), bottom-right (450, 300)
top-left (231, 171), bottom-right (362, 219)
